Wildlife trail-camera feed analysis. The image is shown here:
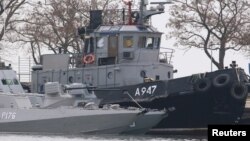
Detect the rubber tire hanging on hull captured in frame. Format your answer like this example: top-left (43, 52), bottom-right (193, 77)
top-left (230, 82), bottom-right (248, 101)
top-left (213, 73), bottom-right (231, 88)
top-left (194, 78), bottom-right (211, 92)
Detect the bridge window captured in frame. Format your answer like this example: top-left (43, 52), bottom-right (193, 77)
top-left (138, 37), bottom-right (155, 49)
top-left (138, 37), bottom-right (146, 48)
top-left (1, 79), bottom-right (7, 85)
top-left (97, 37), bottom-right (104, 48)
top-left (13, 79), bottom-right (19, 85)
top-left (1, 79), bottom-right (13, 85)
top-left (154, 37), bottom-right (161, 49)
top-left (146, 37), bottom-right (154, 49)
top-left (123, 36), bottom-right (134, 48)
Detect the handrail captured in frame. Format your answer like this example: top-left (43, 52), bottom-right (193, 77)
top-left (0, 93), bottom-right (44, 97)
top-left (159, 47), bottom-right (174, 64)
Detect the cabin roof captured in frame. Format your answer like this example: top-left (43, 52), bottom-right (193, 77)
top-left (94, 25), bottom-right (162, 34)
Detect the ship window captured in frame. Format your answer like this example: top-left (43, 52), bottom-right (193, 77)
top-left (154, 38), bottom-right (161, 49)
top-left (6, 80), bottom-right (12, 85)
top-left (1, 79), bottom-right (7, 85)
top-left (123, 36), bottom-right (133, 48)
top-left (138, 37), bottom-right (146, 48)
top-left (97, 37), bottom-right (104, 48)
top-left (13, 79), bottom-right (19, 85)
top-left (145, 37), bottom-right (154, 49)
top-left (138, 37), bottom-right (154, 49)
top-left (1, 79), bottom-right (13, 85)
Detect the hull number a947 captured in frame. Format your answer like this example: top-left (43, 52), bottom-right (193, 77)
top-left (135, 85), bottom-right (157, 96)
top-left (1, 112), bottom-right (16, 120)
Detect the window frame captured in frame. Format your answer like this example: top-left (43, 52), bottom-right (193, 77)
top-left (123, 36), bottom-right (134, 48)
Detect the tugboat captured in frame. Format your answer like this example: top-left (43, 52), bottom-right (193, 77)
top-left (30, 0), bottom-right (250, 128)
top-left (0, 61), bottom-right (167, 134)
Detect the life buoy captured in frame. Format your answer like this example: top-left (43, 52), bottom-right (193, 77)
top-left (213, 73), bottom-right (231, 88)
top-left (82, 54), bottom-right (95, 64)
top-left (230, 82), bottom-right (248, 100)
top-left (194, 78), bottom-right (211, 92)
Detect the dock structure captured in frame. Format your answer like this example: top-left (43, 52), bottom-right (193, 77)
top-left (148, 97), bottom-right (250, 136)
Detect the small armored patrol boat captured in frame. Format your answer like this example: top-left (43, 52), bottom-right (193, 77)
top-left (30, 0), bottom-right (250, 128)
top-left (0, 62), bottom-right (167, 134)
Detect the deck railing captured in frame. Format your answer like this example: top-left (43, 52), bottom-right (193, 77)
top-left (159, 47), bottom-right (174, 64)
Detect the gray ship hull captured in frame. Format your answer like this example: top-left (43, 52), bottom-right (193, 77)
top-left (122, 110), bottom-right (167, 134)
top-left (0, 108), bottom-right (140, 134)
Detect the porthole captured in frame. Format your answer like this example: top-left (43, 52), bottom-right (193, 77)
top-left (69, 76), bottom-right (73, 83)
top-left (107, 72), bottom-right (113, 79)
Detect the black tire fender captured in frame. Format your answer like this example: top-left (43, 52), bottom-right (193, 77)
top-left (213, 73), bottom-right (231, 88)
top-left (230, 82), bottom-right (248, 100)
top-left (194, 78), bottom-right (211, 92)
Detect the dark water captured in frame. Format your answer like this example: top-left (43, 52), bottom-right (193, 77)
top-left (0, 133), bottom-right (207, 141)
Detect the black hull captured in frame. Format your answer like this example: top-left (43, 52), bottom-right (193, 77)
top-left (95, 68), bottom-right (249, 128)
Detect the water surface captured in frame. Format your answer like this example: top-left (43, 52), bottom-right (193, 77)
top-left (0, 133), bottom-right (207, 141)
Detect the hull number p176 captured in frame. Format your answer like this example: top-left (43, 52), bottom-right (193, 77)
top-left (1, 112), bottom-right (16, 120)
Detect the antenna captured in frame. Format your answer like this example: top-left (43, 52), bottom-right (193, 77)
top-left (137, 0), bottom-right (173, 26)
top-left (150, 0), bottom-right (173, 11)
top-left (139, 0), bottom-right (145, 25)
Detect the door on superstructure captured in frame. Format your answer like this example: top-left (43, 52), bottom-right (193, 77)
top-left (108, 35), bottom-right (118, 58)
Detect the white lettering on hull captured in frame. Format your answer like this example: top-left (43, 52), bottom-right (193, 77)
top-left (1, 112), bottom-right (16, 120)
top-left (135, 85), bottom-right (157, 96)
